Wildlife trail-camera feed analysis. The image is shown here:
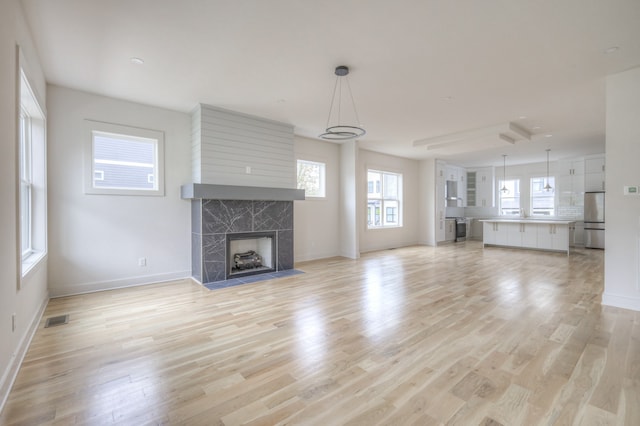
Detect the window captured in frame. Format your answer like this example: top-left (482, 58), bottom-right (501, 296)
top-left (84, 120), bottom-right (164, 196)
top-left (498, 179), bottom-right (520, 215)
top-left (367, 169), bottom-right (402, 228)
top-left (19, 109), bottom-right (32, 258)
top-left (297, 159), bottom-right (326, 198)
top-left (531, 177), bottom-right (555, 216)
top-left (19, 68), bottom-right (47, 278)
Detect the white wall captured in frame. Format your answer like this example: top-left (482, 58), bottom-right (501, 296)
top-left (418, 159), bottom-right (436, 246)
top-left (0, 0), bottom-right (49, 411)
top-left (339, 141), bottom-right (360, 259)
top-left (359, 149), bottom-right (420, 253)
top-left (603, 67), bottom-right (640, 312)
top-left (47, 86), bottom-right (192, 296)
top-left (294, 136), bottom-right (340, 261)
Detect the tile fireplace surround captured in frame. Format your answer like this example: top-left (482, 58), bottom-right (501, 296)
top-left (182, 184), bottom-right (304, 284)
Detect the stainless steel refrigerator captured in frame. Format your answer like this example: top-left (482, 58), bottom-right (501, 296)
top-left (584, 191), bottom-right (605, 249)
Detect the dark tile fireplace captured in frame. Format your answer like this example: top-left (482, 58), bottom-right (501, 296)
top-left (183, 184), bottom-right (304, 284)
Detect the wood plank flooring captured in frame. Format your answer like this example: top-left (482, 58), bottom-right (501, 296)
top-left (2, 241), bottom-right (638, 425)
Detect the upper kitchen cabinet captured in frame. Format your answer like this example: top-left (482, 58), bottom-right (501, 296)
top-left (467, 167), bottom-right (494, 207)
top-left (557, 157), bottom-right (585, 218)
top-left (585, 154), bottom-right (606, 191)
top-left (445, 164), bottom-right (466, 207)
top-left (445, 165), bottom-right (459, 182)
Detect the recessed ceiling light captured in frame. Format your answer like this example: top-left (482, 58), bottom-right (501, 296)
top-left (519, 116), bottom-right (527, 120)
top-left (604, 46), bottom-right (620, 54)
top-left (130, 57), bottom-right (145, 65)
top-left (545, 134), bottom-right (553, 138)
top-left (533, 126), bottom-right (541, 130)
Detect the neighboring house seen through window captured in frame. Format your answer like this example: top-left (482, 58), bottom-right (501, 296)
top-left (530, 176), bottom-right (555, 216)
top-left (367, 169), bottom-right (402, 228)
top-left (498, 179), bottom-right (520, 215)
top-left (84, 120), bottom-right (164, 196)
top-left (297, 159), bottom-right (326, 198)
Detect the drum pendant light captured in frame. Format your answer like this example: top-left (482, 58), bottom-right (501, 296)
top-left (319, 66), bottom-right (366, 140)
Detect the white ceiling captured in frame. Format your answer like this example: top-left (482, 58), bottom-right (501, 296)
top-left (20, 0), bottom-right (640, 167)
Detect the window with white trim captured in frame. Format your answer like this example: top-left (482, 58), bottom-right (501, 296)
top-left (19, 69), bottom-right (47, 278)
top-left (296, 159), bottom-right (326, 198)
top-left (84, 121), bottom-right (164, 196)
top-left (530, 176), bottom-right (555, 216)
top-left (367, 169), bottom-right (402, 228)
top-left (498, 179), bottom-right (520, 215)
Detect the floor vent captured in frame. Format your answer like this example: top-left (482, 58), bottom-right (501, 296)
top-left (45, 315), bottom-right (69, 328)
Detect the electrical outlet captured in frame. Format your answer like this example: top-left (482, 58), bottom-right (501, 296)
top-left (245, 166), bottom-right (252, 174)
top-left (138, 257), bottom-right (147, 267)
top-left (12, 313), bottom-right (16, 332)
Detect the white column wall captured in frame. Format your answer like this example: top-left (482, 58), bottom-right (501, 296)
top-left (603, 66), bottom-right (640, 311)
top-left (419, 159), bottom-right (437, 246)
top-left (339, 141), bottom-right (360, 259)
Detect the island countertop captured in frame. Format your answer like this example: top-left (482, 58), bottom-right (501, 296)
top-left (479, 218), bottom-right (576, 225)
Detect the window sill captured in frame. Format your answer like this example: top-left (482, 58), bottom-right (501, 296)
top-left (367, 225), bottom-right (403, 230)
top-left (22, 250), bottom-right (47, 279)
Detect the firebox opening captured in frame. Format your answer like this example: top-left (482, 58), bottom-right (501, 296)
top-left (226, 231), bottom-right (276, 278)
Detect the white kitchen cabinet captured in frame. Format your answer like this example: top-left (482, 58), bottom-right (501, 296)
top-left (585, 172), bottom-right (606, 191)
top-left (585, 155), bottom-right (605, 191)
top-left (445, 165), bottom-right (458, 182)
top-left (482, 220), bottom-right (573, 254)
top-left (458, 170), bottom-right (466, 207)
top-left (505, 223), bottom-right (537, 248)
top-left (466, 171), bottom-right (477, 206)
top-left (445, 165), bottom-right (466, 206)
top-left (537, 223), bottom-right (569, 252)
top-left (558, 158), bottom-right (585, 176)
top-left (483, 222), bottom-right (496, 245)
top-left (585, 156), bottom-right (605, 174)
top-left (445, 219), bottom-right (456, 241)
top-left (467, 167), bottom-right (494, 207)
top-left (557, 157), bottom-right (584, 217)
top-left (483, 221), bottom-right (508, 246)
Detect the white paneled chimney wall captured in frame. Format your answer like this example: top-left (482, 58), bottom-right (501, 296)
top-left (191, 104), bottom-right (296, 189)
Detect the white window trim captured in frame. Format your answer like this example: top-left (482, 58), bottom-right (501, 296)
top-left (367, 168), bottom-right (403, 230)
top-left (498, 178), bottom-right (521, 216)
top-left (530, 176), bottom-right (556, 217)
top-left (84, 120), bottom-right (165, 196)
top-left (18, 64), bottom-right (47, 282)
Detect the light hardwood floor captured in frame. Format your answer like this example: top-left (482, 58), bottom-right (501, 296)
top-left (2, 241), bottom-right (638, 425)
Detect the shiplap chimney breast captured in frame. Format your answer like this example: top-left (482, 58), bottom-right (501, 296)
top-left (191, 104), bottom-right (296, 189)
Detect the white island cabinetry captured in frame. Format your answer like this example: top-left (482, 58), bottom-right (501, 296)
top-left (480, 219), bottom-right (575, 255)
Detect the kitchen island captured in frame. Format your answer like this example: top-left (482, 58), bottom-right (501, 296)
top-left (480, 219), bottom-right (576, 255)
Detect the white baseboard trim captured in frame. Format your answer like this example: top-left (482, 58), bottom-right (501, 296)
top-left (295, 251), bottom-right (341, 263)
top-left (602, 292), bottom-right (640, 312)
top-left (0, 294), bottom-right (49, 414)
top-left (359, 240), bottom-right (420, 254)
top-left (49, 270), bottom-right (192, 298)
